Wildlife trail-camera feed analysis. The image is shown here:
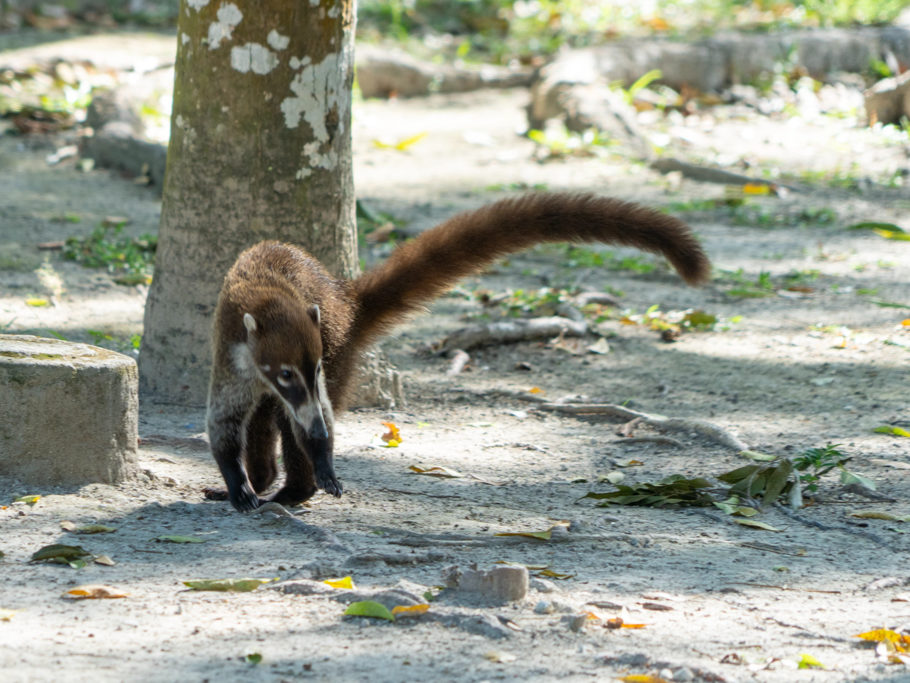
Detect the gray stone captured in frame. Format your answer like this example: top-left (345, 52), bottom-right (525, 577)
top-left (444, 564), bottom-right (529, 604)
top-left (0, 334), bottom-right (138, 485)
top-left (356, 45), bottom-right (532, 99)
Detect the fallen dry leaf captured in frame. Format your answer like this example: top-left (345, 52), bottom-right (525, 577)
top-left (63, 584), bottom-right (128, 599)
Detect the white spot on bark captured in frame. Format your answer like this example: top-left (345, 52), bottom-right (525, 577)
top-left (230, 43), bottom-right (278, 74)
top-left (267, 30), bottom-right (290, 51)
top-left (180, 32), bottom-right (190, 45)
top-left (308, 0), bottom-right (319, 6)
top-left (296, 168), bottom-right (313, 179)
top-left (280, 52), bottom-right (343, 137)
top-left (289, 55), bottom-right (311, 71)
top-left (186, 0), bottom-right (208, 9)
top-left (207, 3), bottom-right (242, 50)
top-left (327, 4), bottom-right (339, 18)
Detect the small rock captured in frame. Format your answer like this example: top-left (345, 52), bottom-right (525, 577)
top-left (534, 600), bottom-right (555, 614)
top-left (563, 614), bottom-right (588, 632)
top-left (659, 668), bottom-right (675, 681)
top-left (530, 577), bottom-right (558, 593)
top-left (271, 579), bottom-right (337, 596)
top-left (673, 667), bottom-right (694, 682)
top-left (444, 564), bottom-right (528, 604)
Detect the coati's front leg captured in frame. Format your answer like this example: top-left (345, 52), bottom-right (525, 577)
top-left (268, 411), bottom-right (318, 506)
top-left (207, 400), bottom-right (263, 512)
top-left (244, 395), bottom-right (279, 494)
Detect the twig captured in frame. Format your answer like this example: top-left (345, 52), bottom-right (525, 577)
top-left (536, 402), bottom-right (749, 451)
top-left (439, 316), bottom-right (587, 352)
top-left (650, 157), bottom-right (800, 192)
top-left (731, 582), bottom-right (840, 595)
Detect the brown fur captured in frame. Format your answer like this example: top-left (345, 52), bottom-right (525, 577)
top-left (206, 192), bottom-right (710, 511)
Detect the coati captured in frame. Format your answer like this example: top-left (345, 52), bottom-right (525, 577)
top-left (207, 192), bottom-right (710, 512)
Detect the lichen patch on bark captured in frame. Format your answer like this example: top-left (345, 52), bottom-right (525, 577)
top-left (207, 3), bottom-right (242, 50)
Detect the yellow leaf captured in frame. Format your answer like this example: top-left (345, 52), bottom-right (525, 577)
top-left (0, 609), bottom-right (17, 621)
top-left (797, 653), bottom-right (825, 669)
top-left (619, 676), bottom-right (670, 683)
top-left (14, 495), bottom-right (41, 505)
top-left (63, 584), bottom-right (128, 599)
top-left (742, 183), bottom-right (772, 195)
top-left (381, 421), bottom-right (401, 443)
top-left (528, 386), bottom-right (543, 394)
top-left (372, 131), bottom-right (428, 151)
top-left (537, 569), bottom-right (574, 579)
top-left (409, 465), bottom-right (464, 478)
top-left (855, 628), bottom-right (910, 649)
top-left (25, 297), bottom-right (49, 307)
top-left (902, 319), bottom-right (910, 327)
top-left (323, 576), bottom-right (354, 590)
top-left (391, 604), bottom-right (429, 616)
top-left (484, 650), bottom-right (517, 663)
top-left (383, 439), bottom-right (401, 448)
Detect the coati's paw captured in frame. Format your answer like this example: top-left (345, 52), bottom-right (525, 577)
top-left (317, 472), bottom-right (343, 498)
top-left (229, 484), bottom-right (263, 512)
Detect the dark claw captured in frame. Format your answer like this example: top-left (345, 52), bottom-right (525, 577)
top-left (317, 472), bottom-right (343, 498)
top-left (229, 484), bottom-right (264, 512)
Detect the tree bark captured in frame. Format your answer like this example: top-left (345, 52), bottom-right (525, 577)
top-left (139, 0), bottom-right (357, 406)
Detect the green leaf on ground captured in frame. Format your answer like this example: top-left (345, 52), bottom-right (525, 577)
top-left (343, 601), bottom-right (395, 621)
top-left (182, 578), bottom-right (275, 592)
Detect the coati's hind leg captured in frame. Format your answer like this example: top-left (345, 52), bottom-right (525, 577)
top-left (267, 411), bottom-right (318, 507)
top-left (244, 395), bottom-right (279, 494)
top-left (207, 396), bottom-right (262, 512)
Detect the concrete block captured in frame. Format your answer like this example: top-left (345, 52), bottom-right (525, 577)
top-left (0, 334), bottom-right (138, 486)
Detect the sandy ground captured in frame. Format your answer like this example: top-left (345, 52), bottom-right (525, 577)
top-left (2, 32), bottom-right (910, 683)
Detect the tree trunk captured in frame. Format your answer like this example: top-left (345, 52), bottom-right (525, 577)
top-left (139, 0), bottom-right (358, 406)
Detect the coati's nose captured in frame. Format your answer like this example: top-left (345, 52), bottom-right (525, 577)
top-left (309, 417), bottom-right (329, 441)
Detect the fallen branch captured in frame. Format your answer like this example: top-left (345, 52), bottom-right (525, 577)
top-left (439, 316), bottom-right (587, 353)
top-left (650, 157), bottom-right (799, 192)
top-left (536, 402), bottom-right (748, 451)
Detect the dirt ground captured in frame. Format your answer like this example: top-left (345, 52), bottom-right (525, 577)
top-left (2, 32), bottom-right (910, 683)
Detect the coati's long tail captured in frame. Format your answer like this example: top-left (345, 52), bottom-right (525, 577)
top-left (350, 192), bottom-right (710, 350)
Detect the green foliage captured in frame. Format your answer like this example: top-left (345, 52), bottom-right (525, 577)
top-left (63, 222), bottom-right (156, 284)
top-left (527, 126), bottom-right (615, 160)
top-left (358, 1), bottom-right (910, 65)
top-left (793, 443), bottom-right (850, 493)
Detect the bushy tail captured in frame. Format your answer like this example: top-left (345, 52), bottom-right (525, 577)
top-left (350, 192), bottom-right (709, 351)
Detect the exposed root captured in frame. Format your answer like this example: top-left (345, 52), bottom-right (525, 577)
top-left (536, 402), bottom-right (749, 451)
top-left (438, 316), bottom-right (587, 352)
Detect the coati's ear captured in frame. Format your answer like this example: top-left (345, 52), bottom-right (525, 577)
top-left (243, 313), bottom-right (258, 335)
top-left (307, 304), bottom-right (320, 327)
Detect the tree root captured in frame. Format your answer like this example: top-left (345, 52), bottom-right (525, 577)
top-left (536, 402), bottom-right (749, 451)
top-left (439, 316), bottom-right (587, 352)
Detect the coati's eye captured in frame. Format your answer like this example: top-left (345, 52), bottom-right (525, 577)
top-left (276, 368), bottom-right (294, 387)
